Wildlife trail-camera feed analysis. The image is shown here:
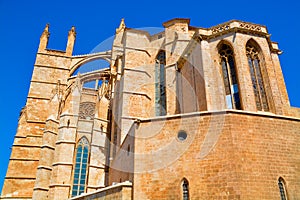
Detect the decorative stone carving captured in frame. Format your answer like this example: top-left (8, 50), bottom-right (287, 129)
top-left (211, 24), bottom-right (230, 34)
top-left (240, 22), bottom-right (261, 31)
top-left (79, 102), bottom-right (96, 120)
top-left (116, 18), bottom-right (126, 34)
top-left (210, 21), bottom-right (263, 35)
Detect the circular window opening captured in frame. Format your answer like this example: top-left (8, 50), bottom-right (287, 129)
top-left (177, 130), bottom-right (187, 141)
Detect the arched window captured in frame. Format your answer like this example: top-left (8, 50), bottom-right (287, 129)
top-left (182, 179), bottom-right (189, 200)
top-left (155, 50), bottom-right (167, 116)
top-left (218, 44), bottom-right (241, 109)
top-left (72, 137), bottom-right (89, 197)
top-left (246, 42), bottom-right (269, 111)
top-left (278, 177), bottom-right (288, 200)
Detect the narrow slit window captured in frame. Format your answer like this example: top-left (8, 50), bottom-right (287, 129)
top-left (246, 43), bottom-right (269, 111)
top-left (72, 137), bottom-right (89, 197)
top-left (278, 177), bottom-right (287, 200)
top-left (155, 50), bottom-right (167, 116)
top-left (182, 179), bottom-right (189, 200)
top-left (219, 44), bottom-right (241, 110)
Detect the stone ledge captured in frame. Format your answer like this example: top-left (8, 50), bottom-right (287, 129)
top-left (52, 162), bottom-right (73, 166)
top-left (86, 185), bottom-right (105, 189)
top-left (69, 181), bottom-right (132, 200)
top-left (124, 109), bottom-right (300, 123)
top-left (30, 80), bottom-right (68, 86)
top-left (12, 144), bottom-right (41, 148)
top-left (34, 63), bottom-right (70, 70)
top-left (49, 184), bottom-right (71, 188)
top-left (0, 196), bottom-right (33, 199)
top-left (26, 120), bottom-right (46, 124)
top-left (41, 144), bottom-right (55, 150)
top-left (5, 177), bottom-right (36, 180)
top-left (27, 96), bottom-right (51, 100)
top-left (123, 91), bottom-right (151, 100)
top-left (33, 187), bottom-right (49, 191)
top-left (88, 164), bottom-right (105, 169)
top-left (37, 52), bottom-right (71, 59)
top-left (43, 130), bottom-right (58, 135)
top-left (45, 117), bottom-right (59, 123)
top-left (55, 140), bottom-right (76, 145)
top-left (58, 126), bottom-right (77, 129)
top-left (9, 158), bottom-right (39, 161)
top-left (37, 165), bottom-right (52, 170)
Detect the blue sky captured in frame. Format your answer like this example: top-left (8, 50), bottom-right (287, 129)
top-left (0, 0), bottom-right (299, 191)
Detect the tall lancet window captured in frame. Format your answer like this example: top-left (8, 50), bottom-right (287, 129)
top-left (219, 44), bottom-right (241, 109)
top-left (278, 177), bottom-right (288, 200)
top-left (246, 42), bottom-right (269, 111)
top-left (72, 137), bottom-right (89, 197)
top-left (155, 50), bottom-right (167, 116)
top-left (182, 179), bottom-right (189, 200)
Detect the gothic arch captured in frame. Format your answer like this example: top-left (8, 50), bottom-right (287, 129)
top-left (76, 136), bottom-right (90, 147)
top-left (217, 41), bottom-right (242, 109)
top-left (278, 177), bottom-right (288, 200)
top-left (246, 38), bottom-right (270, 111)
top-left (216, 39), bottom-right (235, 53)
top-left (69, 51), bottom-right (112, 76)
top-left (181, 178), bottom-right (190, 200)
top-left (246, 38), bottom-right (266, 60)
top-left (71, 136), bottom-right (90, 197)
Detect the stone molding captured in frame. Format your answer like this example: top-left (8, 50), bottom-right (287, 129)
top-left (69, 181), bottom-right (132, 200)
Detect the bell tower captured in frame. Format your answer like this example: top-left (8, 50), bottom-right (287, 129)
top-left (1, 24), bottom-right (75, 199)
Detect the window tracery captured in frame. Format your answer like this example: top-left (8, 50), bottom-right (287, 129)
top-left (79, 102), bottom-right (96, 120)
top-left (218, 44), bottom-right (241, 109)
top-left (72, 137), bottom-right (89, 197)
top-left (246, 43), bottom-right (269, 111)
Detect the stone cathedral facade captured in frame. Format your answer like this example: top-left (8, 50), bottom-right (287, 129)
top-left (1, 18), bottom-right (300, 200)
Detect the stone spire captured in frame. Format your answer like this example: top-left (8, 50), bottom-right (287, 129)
top-left (116, 18), bottom-right (126, 34)
top-left (66, 26), bottom-right (76, 56)
top-left (38, 23), bottom-right (50, 52)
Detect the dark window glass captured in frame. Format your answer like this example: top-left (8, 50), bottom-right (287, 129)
top-left (278, 178), bottom-right (287, 200)
top-left (219, 44), bottom-right (241, 109)
top-left (246, 44), bottom-right (269, 111)
top-left (182, 179), bottom-right (189, 200)
top-left (155, 51), bottom-right (167, 116)
top-left (221, 58), bottom-right (230, 95)
top-left (177, 130), bottom-right (188, 141)
top-left (72, 138), bottom-right (89, 197)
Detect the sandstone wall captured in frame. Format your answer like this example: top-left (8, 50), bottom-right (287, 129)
top-left (130, 111), bottom-right (300, 199)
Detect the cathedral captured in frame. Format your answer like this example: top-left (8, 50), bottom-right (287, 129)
top-left (1, 18), bottom-right (300, 200)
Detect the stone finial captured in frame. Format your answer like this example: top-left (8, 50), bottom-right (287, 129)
top-left (116, 18), bottom-right (126, 34)
top-left (38, 23), bottom-right (50, 52)
top-left (41, 23), bottom-right (50, 38)
top-left (66, 26), bottom-right (76, 56)
top-left (68, 26), bottom-right (76, 37)
top-left (44, 23), bottom-right (50, 32)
